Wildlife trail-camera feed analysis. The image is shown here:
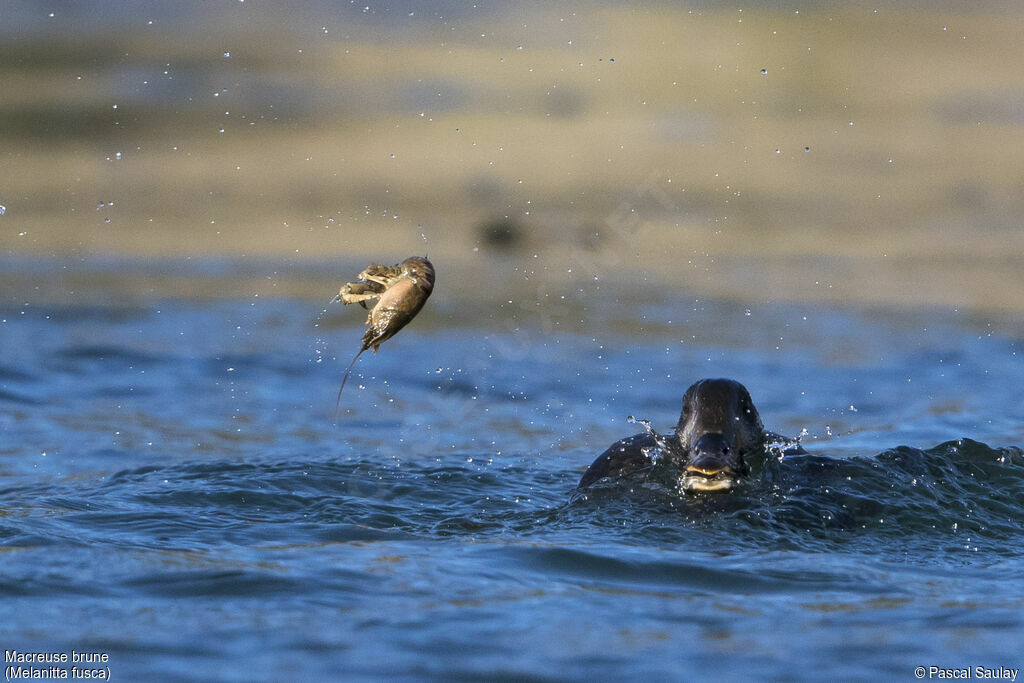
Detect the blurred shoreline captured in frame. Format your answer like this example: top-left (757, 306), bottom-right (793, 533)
top-left (3, 250), bottom-right (1023, 324)
top-left (2, 4), bottom-right (1023, 312)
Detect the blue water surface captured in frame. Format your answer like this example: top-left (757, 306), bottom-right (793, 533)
top-left (2, 262), bottom-right (1023, 681)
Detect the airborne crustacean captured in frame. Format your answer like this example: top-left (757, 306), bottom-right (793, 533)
top-left (332, 256), bottom-right (435, 410)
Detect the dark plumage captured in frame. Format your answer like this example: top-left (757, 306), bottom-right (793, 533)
top-left (578, 378), bottom-right (801, 492)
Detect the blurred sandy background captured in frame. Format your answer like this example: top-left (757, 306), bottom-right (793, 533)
top-left (2, 1), bottom-right (1023, 311)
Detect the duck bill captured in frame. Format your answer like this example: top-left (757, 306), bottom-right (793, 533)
top-left (681, 444), bottom-right (741, 492)
top-left (681, 468), bottom-right (738, 492)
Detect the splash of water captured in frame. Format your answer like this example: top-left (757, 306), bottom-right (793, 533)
top-left (627, 414), bottom-right (672, 464)
top-left (311, 306), bottom-right (332, 364)
top-left (765, 427), bottom-right (808, 461)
